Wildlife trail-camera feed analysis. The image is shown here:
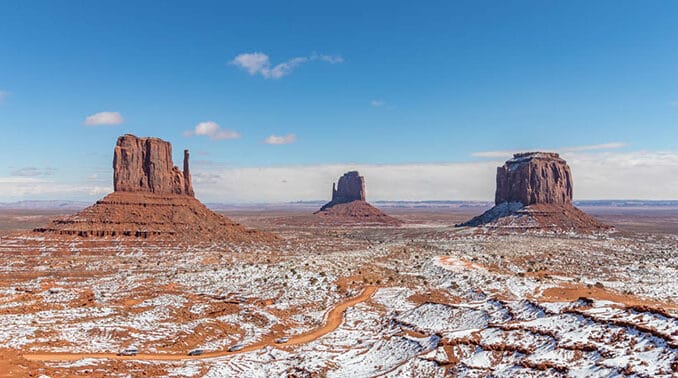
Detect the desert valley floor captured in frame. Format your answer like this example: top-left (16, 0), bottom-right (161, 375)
top-left (0, 205), bottom-right (677, 377)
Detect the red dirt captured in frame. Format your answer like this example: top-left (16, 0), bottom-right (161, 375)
top-left (33, 191), bottom-right (277, 243)
top-left (314, 200), bottom-right (402, 225)
top-left (22, 286), bottom-right (378, 362)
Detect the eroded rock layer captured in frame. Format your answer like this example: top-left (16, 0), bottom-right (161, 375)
top-left (34, 192), bottom-right (274, 242)
top-left (460, 152), bottom-right (609, 232)
top-left (314, 200), bottom-right (402, 225)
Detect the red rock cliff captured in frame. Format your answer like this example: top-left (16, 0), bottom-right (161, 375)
top-left (113, 134), bottom-right (194, 196)
top-left (331, 171), bottom-right (366, 203)
top-left (495, 152), bottom-right (572, 206)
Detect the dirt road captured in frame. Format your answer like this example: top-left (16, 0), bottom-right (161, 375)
top-left (23, 286), bottom-right (378, 362)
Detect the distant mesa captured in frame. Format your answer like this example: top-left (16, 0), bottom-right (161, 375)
top-left (320, 171), bottom-right (365, 210)
top-left (458, 152), bottom-right (610, 232)
top-left (35, 134), bottom-right (274, 243)
top-left (314, 171), bottom-right (401, 225)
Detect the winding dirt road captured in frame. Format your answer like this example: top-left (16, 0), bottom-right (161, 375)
top-left (23, 286), bottom-right (378, 362)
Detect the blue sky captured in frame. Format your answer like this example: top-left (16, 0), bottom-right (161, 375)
top-left (1, 1), bottom-right (677, 201)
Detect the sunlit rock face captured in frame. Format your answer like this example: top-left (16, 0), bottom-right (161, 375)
top-left (113, 134), bottom-right (194, 196)
top-left (460, 152), bottom-right (609, 232)
top-left (495, 152), bottom-right (572, 206)
top-left (34, 134), bottom-right (275, 243)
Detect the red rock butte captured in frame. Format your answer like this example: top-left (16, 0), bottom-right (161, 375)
top-left (495, 152), bottom-right (572, 206)
top-left (34, 134), bottom-right (274, 243)
top-left (113, 134), bottom-right (194, 196)
top-left (314, 171), bottom-right (401, 225)
top-left (459, 152), bottom-right (610, 232)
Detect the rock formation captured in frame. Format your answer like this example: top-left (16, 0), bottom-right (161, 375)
top-left (35, 134), bottom-right (274, 243)
top-left (495, 152), bottom-right (572, 206)
top-left (113, 134), bottom-right (193, 196)
top-left (315, 171), bottom-right (401, 225)
top-left (459, 152), bottom-right (609, 232)
top-left (320, 171), bottom-right (366, 211)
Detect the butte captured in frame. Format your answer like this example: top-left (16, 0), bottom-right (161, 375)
top-left (34, 134), bottom-right (274, 243)
top-left (458, 152), bottom-right (610, 232)
top-left (313, 171), bottom-right (401, 225)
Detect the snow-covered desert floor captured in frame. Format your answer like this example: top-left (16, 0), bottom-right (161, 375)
top-left (0, 208), bottom-right (677, 377)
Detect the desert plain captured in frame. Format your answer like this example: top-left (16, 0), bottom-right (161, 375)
top-left (0, 202), bottom-right (677, 377)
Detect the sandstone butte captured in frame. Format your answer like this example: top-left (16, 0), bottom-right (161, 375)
top-left (314, 171), bottom-right (401, 225)
top-left (459, 152), bottom-right (610, 232)
top-left (34, 134), bottom-right (275, 243)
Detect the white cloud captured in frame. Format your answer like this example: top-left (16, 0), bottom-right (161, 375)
top-left (671, 100), bottom-right (678, 107)
top-left (2, 149), bottom-right (676, 203)
top-left (264, 134), bottom-right (296, 145)
top-left (187, 150), bottom-right (678, 203)
top-left (185, 121), bottom-right (241, 140)
top-left (564, 142), bottom-right (627, 152)
top-left (10, 167), bottom-right (57, 177)
top-left (370, 100), bottom-right (385, 107)
top-left (232, 52), bottom-right (270, 75)
top-left (563, 150), bottom-right (678, 200)
top-left (472, 142), bottom-right (627, 158)
top-left (83, 111), bottom-right (124, 126)
top-left (471, 150), bottom-right (519, 158)
top-left (231, 52), bottom-right (343, 79)
top-left (0, 177), bottom-right (110, 201)
top-left (317, 54), bottom-right (344, 64)
top-left (0, 90), bottom-right (9, 103)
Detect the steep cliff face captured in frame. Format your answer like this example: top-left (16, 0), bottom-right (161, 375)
top-left (460, 152), bottom-right (609, 232)
top-left (331, 171), bottom-right (366, 203)
top-left (495, 152), bottom-right (572, 206)
top-left (113, 134), bottom-right (194, 196)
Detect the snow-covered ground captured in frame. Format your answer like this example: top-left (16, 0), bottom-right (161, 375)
top-left (1, 219), bottom-right (677, 376)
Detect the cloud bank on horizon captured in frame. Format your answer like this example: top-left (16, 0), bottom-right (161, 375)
top-left (471, 142), bottom-right (628, 158)
top-left (2, 147), bottom-right (676, 202)
top-left (187, 150), bottom-right (678, 203)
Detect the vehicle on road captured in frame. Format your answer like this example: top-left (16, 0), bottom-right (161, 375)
top-left (188, 349), bottom-right (204, 356)
top-left (274, 337), bottom-right (289, 344)
top-left (228, 343), bottom-right (244, 352)
top-left (117, 348), bottom-right (138, 356)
